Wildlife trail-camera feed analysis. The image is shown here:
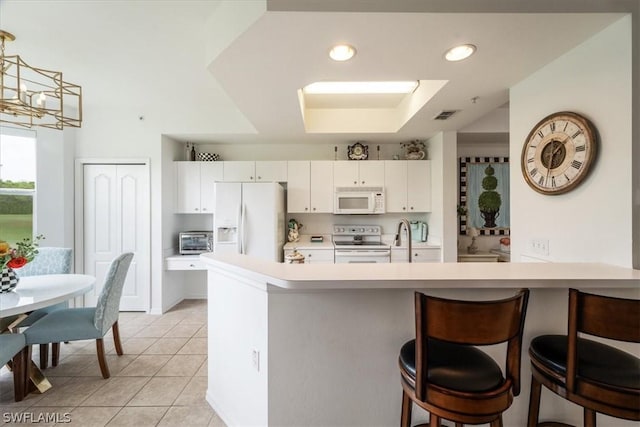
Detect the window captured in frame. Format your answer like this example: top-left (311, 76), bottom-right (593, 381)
top-left (0, 133), bottom-right (36, 245)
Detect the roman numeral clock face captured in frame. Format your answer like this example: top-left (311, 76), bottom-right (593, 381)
top-left (521, 111), bottom-right (597, 195)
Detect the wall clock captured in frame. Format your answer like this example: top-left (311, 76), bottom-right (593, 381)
top-left (521, 111), bottom-right (597, 195)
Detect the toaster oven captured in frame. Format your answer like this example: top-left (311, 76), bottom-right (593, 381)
top-left (179, 231), bottom-right (213, 254)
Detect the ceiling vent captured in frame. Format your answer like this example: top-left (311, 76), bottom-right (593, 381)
top-left (433, 110), bottom-right (459, 120)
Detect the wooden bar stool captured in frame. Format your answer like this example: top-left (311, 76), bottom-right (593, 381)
top-left (399, 289), bottom-right (530, 427)
top-left (527, 288), bottom-right (640, 427)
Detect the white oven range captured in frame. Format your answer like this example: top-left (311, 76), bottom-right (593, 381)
top-left (333, 225), bottom-right (391, 264)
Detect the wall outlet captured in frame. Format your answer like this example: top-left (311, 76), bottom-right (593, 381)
top-left (252, 349), bottom-right (260, 372)
top-left (529, 238), bottom-right (549, 256)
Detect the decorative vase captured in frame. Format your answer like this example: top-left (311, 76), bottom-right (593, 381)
top-left (0, 267), bottom-right (19, 293)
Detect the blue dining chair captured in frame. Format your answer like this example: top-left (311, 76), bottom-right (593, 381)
top-left (14, 247), bottom-right (73, 369)
top-left (0, 333), bottom-right (28, 401)
top-left (23, 252), bottom-right (133, 379)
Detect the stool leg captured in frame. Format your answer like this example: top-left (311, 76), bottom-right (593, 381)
top-left (400, 390), bottom-right (412, 427)
top-left (584, 408), bottom-right (596, 427)
top-left (527, 376), bottom-right (542, 427)
top-left (490, 416), bottom-right (503, 427)
top-left (429, 414), bottom-right (441, 427)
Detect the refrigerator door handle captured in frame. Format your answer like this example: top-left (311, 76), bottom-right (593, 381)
top-left (241, 203), bottom-right (247, 254)
top-left (237, 203), bottom-right (243, 254)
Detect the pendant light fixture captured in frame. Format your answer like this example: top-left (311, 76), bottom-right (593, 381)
top-left (0, 30), bottom-right (82, 129)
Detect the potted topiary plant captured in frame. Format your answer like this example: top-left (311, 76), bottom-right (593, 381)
top-left (478, 165), bottom-right (501, 228)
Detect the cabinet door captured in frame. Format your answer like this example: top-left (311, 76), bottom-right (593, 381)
top-left (384, 161), bottom-right (408, 213)
top-left (223, 161), bottom-right (255, 182)
top-left (200, 162), bottom-right (224, 213)
top-left (333, 161), bottom-right (359, 187)
top-left (175, 162), bottom-right (202, 213)
top-left (287, 161), bottom-right (311, 213)
top-left (284, 248), bottom-right (334, 264)
top-left (256, 161), bottom-right (287, 182)
top-left (407, 160), bottom-right (431, 212)
top-left (412, 248), bottom-right (440, 263)
top-left (358, 161), bottom-right (385, 187)
top-left (310, 161), bottom-right (334, 213)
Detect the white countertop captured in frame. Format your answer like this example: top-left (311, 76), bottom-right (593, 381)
top-left (283, 235), bottom-right (334, 250)
top-left (200, 252), bottom-right (640, 291)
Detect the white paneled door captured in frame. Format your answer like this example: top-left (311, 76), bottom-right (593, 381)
top-left (83, 164), bottom-right (149, 311)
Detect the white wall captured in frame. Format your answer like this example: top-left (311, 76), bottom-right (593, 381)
top-left (427, 131), bottom-right (457, 261)
top-left (510, 16), bottom-right (633, 267)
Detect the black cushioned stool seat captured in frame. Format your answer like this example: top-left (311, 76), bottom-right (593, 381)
top-left (400, 339), bottom-right (504, 393)
top-left (530, 335), bottom-right (640, 390)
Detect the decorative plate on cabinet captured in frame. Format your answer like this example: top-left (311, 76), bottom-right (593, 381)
top-left (347, 142), bottom-right (368, 160)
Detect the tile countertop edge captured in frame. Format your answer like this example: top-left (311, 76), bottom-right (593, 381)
top-left (200, 253), bottom-right (640, 291)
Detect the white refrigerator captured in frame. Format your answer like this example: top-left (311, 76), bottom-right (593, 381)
top-left (213, 182), bottom-right (285, 262)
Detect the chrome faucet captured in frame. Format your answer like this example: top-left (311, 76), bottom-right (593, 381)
top-left (395, 219), bottom-right (412, 263)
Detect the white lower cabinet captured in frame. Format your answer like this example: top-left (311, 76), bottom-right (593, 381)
top-left (283, 248), bottom-right (334, 264)
top-left (391, 247), bottom-right (441, 263)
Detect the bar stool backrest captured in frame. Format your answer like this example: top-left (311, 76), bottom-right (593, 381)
top-left (566, 288), bottom-right (640, 393)
top-left (415, 289), bottom-right (530, 400)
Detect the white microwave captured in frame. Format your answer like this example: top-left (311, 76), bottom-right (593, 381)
top-left (334, 187), bottom-right (385, 214)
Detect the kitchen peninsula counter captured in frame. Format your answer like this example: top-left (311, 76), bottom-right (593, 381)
top-left (200, 252), bottom-right (640, 290)
top-left (202, 253), bottom-right (639, 427)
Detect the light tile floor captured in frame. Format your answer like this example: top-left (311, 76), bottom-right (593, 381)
top-left (0, 300), bottom-right (226, 426)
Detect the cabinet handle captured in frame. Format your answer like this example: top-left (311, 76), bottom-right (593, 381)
top-left (308, 254), bottom-right (312, 257)
top-left (258, 176), bottom-right (262, 180)
top-left (190, 264), bottom-right (196, 267)
top-left (402, 207), bottom-right (406, 211)
top-left (250, 176), bottom-right (254, 180)
top-left (410, 207), bottom-right (414, 210)
top-left (195, 208), bottom-right (199, 211)
top-left (353, 181), bottom-right (357, 184)
top-left (202, 208), bottom-right (207, 211)
top-left (312, 207), bottom-right (316, 211)
top-left (305, 207), bottom-right (308, 211)
top-left (361, 181), bottom-right (365, 184)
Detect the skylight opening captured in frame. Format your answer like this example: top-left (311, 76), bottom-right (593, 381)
top-left (302, 81), bottom-right (420, 95)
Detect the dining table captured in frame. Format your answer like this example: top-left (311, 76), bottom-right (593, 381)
top-left (0, 274), bottom-right (95, 318)
top-left (0, 273), bottom-right (95, 395)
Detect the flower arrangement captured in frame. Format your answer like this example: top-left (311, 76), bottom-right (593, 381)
top-left (0, 234), bottom-right (44, 270)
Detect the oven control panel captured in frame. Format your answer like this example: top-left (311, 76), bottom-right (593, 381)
top-left (333, 225), bottom-right (381, 236)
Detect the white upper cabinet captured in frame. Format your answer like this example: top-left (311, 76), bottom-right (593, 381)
top-left (287, 161), bottom-right (333, 213)
top-left (309, 161), bottom-right (334, 212)
top-left (407, 160), bottom-right (431, 212)
top-left (200, 162), bottom-right (224, 212)
top-left (175, 161), bottom-right (223, 213)
top-left (223, 161), bottom-right (255, 182)
top-left (287, 161), bottom-right (311, 213)
top-left (255, 161), bottom-right (287, 182)
top-left (384, 160), bottom-right (431, 212)
top-left (384, 161), bottom-right (408, 213)
top-left (333, 161), bottom-right (384, 187)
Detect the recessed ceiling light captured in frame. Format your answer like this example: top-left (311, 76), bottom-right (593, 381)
top-left (444, 44), bottom-right (476, 62)
top-left (303, 81), bottom-right (419, 94)
top-left (329, 44), bottom-right (356, 61)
